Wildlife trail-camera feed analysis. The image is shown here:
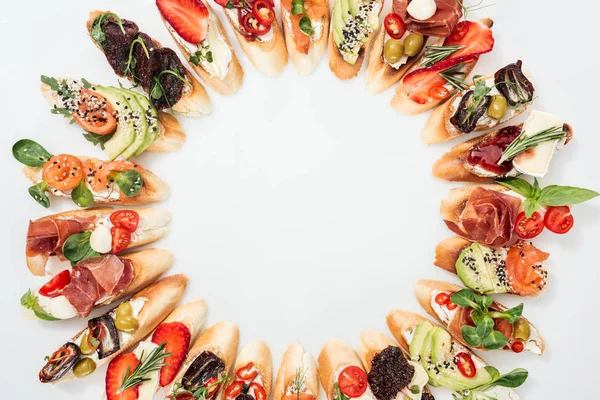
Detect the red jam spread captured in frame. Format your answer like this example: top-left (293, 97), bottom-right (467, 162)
top-left (467, 125), bottom-right (522, 176)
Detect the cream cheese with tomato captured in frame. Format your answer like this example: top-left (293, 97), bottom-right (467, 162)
top-left (430, 290), bottom-right (458, 325)
top-left (333, 365), bottom-right (376, 400)
top-left (225, 8), bottom-right (274, 42)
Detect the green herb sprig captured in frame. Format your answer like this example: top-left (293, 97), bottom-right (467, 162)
top-left (124, 36), bottom-right (150, 78)
top-left (421, 45), bottom-right (464, 67)
top-left (21, 290), bottom-right (60, 321)
top-left (151, 69), bottom-right (191, 108)
top-left (453, 368), bottom-right (528, 400)
top-left (118, 342), bottom-right (171, 393)
top-left (292, 368), bottom-right (308, 400)
top-left (299, 17), bottom-right (314, 36)
top-left (333, 383), bottom-right (350, 400)
top-left (498, 126), bottom-right (567, 165)
top-left (83, 132), bottom-right (114, 149)
top-left (170, 375), bottom-right (231, 400)
top-left (440, 63), bottom-right (468, 90)
top-left (190, 45), bottom-right (214, 65)
top-left (455, 0), bottom-right (495, 20)
top-left (91, 12), bottom-right (126, 45)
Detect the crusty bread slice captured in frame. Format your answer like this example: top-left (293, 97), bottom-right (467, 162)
top-left (274, 343), bottom-right (320, 400)
top-left (386, 309), bottom-right (431, 353)
top-left (434, 236), bottom-right (472, 274)
top-left (440, 183), bottom-right (508, 224)
top-left (358, 330), bottom-right (401, 373)
top-left (390, 18), bottom-right (493, 115)
top-left (234, 340), bottom-right (274, 397)
top-left (281, 10), bottom-right (330, 76)
top-left (86, 10), bottom-right (211, 116)
top-left (317, 339), bottom-right (365, 400)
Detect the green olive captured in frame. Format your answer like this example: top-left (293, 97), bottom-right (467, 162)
top-left (384, 39), bottom-right (404, 64)
top-left (403, 33), bottom-right (424, 57)
top-left (79, 333), bottom-right (96, 355)
top-left (116, 315), bottom-right (139, 334)
top-left (116, 301), bottom-right (133, 318)
top-left (513, 318), bottom-right (531, 341)
top-left (73, 358), bottom-right (96, 378)
top-left (488, 95), bottom-right (508, 120)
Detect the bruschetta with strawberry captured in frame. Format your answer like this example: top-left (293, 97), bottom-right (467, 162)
top-left (41, 76), bottom-right (186, 159)
top-left (273, 343), bottom-right (319, 400)
top-left (224, 340), bottom-right (273, 400)
top-left (156, 0), bottom-right (244, 95)
top-left (13, 139), bottom-right (169, 208)
top-left (86, 11), bottom-right (211, 116)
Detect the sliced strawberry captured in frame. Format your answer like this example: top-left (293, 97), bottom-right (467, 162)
top-left (402, 54), bottom-right (478, 104)
top-left (152, 322), bottom-right (192, 387)
top-left (106, 353), bottom-right (140, 400)
top-left (156, 0), bottom-right (209, 44)
top-left (444, 20), bottom-right (495, 59)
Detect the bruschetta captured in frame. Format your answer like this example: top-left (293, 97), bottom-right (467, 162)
top-left (422, 61), bottom-right (535, 144)
top-left (358, 330), bottom-right (429, 400)
top-left (41, 76), bottom-right (186, 159)
top-left (13, 139), bottom-right (169, 208)
top-left (328, 0), bottom-right (384, 80)
top-left (86, 10), bottom-right (211, 116)
top-left (212, 0), bottom-right (288, 77)
top-left (273, 343), bottom-right (319, 400)
top-left (38, 274), bottom-right (187, 384)
top-left (281, 0), bottom-right (329, 75)
top-left (224, 340), bottom-right (273, 400)
top-left (432, 110), bottom-right (573, 181)
top-left (386, 309), bottom-right (528, 397)
top-left (414, 280), bottom-right (545, 355)
top-left (165, 321), bottom-right (240, 400)
top-left (156, 0), bottom-right (244, 95)
top-left (102, 298), bottom-right (207, 400)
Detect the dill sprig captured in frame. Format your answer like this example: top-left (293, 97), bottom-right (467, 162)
top-left (440, 63), bottom-right (468, 90)
top-left (292, 368), bottom-right (308, 400)
top-left (498, 126), bottom-right (567, 164)
top-left (117, 342), bottom-right (171, 393)
top-left (421, 45), bottom-right (464, 67)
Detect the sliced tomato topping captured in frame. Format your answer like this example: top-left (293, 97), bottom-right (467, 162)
top-left (514, 211), bottom-right (544, 239)
top-left (444, 20), bottom-right (495, 59)
top-left (505, 241), bottom-right (550, 296)
top-left (110, 210), bottom-right (140, 232)
top-left (454, 352), bottom-right (476, 378)
top-left (544, 206), bottom-right (574, 234)
top-left (39, 270), bottom-right (71, 298)
top-left (237, 362), bottom-right (258, 380)
top-left (73, 89), bottom-right (118, 135)
top-left (42, 154), bottom-right (84, 191)
top-left (384, 13), bottom-right (406, 39)
top-left (338, 366), bottom-right (368, 398)
top-left (225, 381), bottom-right (244, 399)
top-left (111, 226), bottom-right (131, 254)
top-left (250, 383), bottom-right (267, 400)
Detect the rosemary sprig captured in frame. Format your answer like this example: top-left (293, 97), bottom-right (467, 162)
top-left (117, 342), bottom-right (171, 393)
top-left (292, 368), bottom-right (308, 400)
top-left (440, 63), bottom-right (468, 90)
top-left (421, 45), bottom-right (464, 67)
top-left (498, 126), bottom-right (567, 164)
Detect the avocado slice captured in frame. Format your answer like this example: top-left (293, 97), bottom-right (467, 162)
top-left (130, 92), bottom-right (159, 157)
top-left (456, 243), bottom-right (508, 294)
top-left (431, 328), bottom-right (452, 364)
top-left (332, 1), bottom-right (344, 46)
top-left (438, 357), bottom-right (494, 392)
top-left (348, 0), bottom-right (359, 17)
top-left (409, 321), bottom-right (433, 362)
top-left (339, 0), bottom-right (350, 27)
top-left (94, 86), bottom-right (135, 160)
top-left (118, 89), bottom-right (148, 160)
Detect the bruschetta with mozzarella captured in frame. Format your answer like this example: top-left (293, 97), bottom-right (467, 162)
top-left (102, 298), bottom-right (207, 400)
top-left (273, 343), bottom-right (319, 400)
top-left (41, 76), bottom-right (186, 159)
top-left (38, 274), bottom-right (187, 384)
top-left (224, 340), bottom-right (273, 400)
top-left (156, 0), bottom-right (244, 95)
top-left (86, 10), bottom-right (211, 116)
top-left (13, 139), bottom-right (169, 208)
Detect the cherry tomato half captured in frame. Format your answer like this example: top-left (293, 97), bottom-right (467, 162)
top-left (338, 366), bottom-right (368, 398)
top-left (225, 381), bottom-right (244, 399)
top-left (544, 206), bottom-right (574, 234)
top-left (250, 383), bottom-right (267, 400)
top-left (435, 292), bottom-right (450, 305)
top-left (383, 13), bottom-right (406, 40)
top-left (511, 341), bottom-right (525, 353)
top-left (428, 85), bottom-right (450, 100)
top-left (514, 211), bottom-right (545, 239)
top-left (110, 210), bottom-right (140, 232)
top-left (111, 226), bottom-right (131, 254)
top-left (454, 352), bottom-right (476, 378)
top-left (253, 0), bottom-right (275, 26)
top-left (39, 270), bottom-right (71, 298)
top-left (449, 21), bottom-right (469, 41)
top-left (237, 362), bottom-right (258, 380)
top-left (242, 12), bottom-right (271, 36)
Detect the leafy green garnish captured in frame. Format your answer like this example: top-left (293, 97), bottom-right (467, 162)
top-left (91, 12), bottom-right (126, 45)
top-left (124, 36), bottom-right (150, 78)
top-left (454, 368), bottom-right (528, 400)
top-left (150, 69), bottom-right (191, 108)
top-left (440, 63), bottom-right (468, 90)
top-left (334, 383), bottom-right (350, 400)
top-left (498, 126), bottom-right (567, 165)
top-left (190, 45), bottom-right (214, 66)
top-left (456, 0), bottom-right (495, 20)
top-left (12, 139), bottom-right (53, 167)
top-left (299, 16), bottom-right (314, 36)
top-left (118, 342), bottom-right (171, 393)
top-left (226, 0), bottom-right (235, 7)
top-left (20, 290), bottom-right (60, 321)
top-left (421, 45), bottom-right (464, 67)
top-left (81, 78), bottom-right (92, 89)
top-left (82, 132), bottom-right (114, 150)
top-left (292, 0), bottom-right (305, 15)
top-left (292, 368), bottom-right (308, 400)
top-left (71, 180), bottom-right (94, 208)
top-left (170, 375), bottom-right (230, 400)
top-left (28, 181), bottom-right (51, 208)
top-left (115, 170), bottom-right (144, 197)
top-left (62, 231), bottom-right (100, 264)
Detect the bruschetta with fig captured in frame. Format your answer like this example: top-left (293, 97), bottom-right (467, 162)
top-left (102, 298), bottom-right (207, 400)
top-left (38, 274), bottom-right (187, 384)
top-left (224, 340), bottom-right (273, 400)
top-left (156, 0), bottom-right (244, 95)
top-left (13, 139), bottom-right (169, 208)
top-left (415, 280), bottom-right (545, 355)
top-left (41, 76), bottom-right (186, 159)
top-left (274, 343), bottom-right (319, 400)
top-left (86, 11), bottom-right (211, 116)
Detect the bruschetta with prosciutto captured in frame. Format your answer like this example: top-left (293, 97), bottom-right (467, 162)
top-left (38, 274), bottom-right (187, 384)
top-left (102, 299), bottom-right (207, 400)
top-left (86, 11), bottom-right (211, 116)
top-left (273, 343), bottom-right (319, 400)
top-left (224, 340), bottom-right (273, 400)
top-left (13, 140), bottom-right (169, 208)
top-left (41, 76), bottom-right (186, 159)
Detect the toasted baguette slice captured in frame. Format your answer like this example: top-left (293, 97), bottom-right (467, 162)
top-left (273, 343), bottom-right (319, 400)
top-left (390, 18), bottom-right (493, 115)
top-left (159, 0), bottom-right (244, 95)
top-left (440, 183), bottom-right (508, 224)
top-left (86, 11), bottom-right (211, 116)
top-left (39, 274), bottom-right (187, 384)
top-left (432, 123), bottom-right (574, 182)
top-left (318, 339), bottom-right (366, 400)
top-left (414, 279), bottom-right (546, 355)
top-left (281, 9), bottom-right (330, 76)
top-left (434, 236), bottom-right (472, 274)
top-left (234, 340), bottom-right (274, 396)
top-left (165, 321), bottom-right (240, 400)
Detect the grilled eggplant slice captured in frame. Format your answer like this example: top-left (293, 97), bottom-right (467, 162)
top-left (451, 91), bottom-right (492, 133)
top-left (182, 351), bottom-right (225, 390)
top-left (495, 60), bottom-right (534, 106)
top-left (88, 314), bottom-right (120, 359)
top-left (39, 342), bottom-right (81, 383)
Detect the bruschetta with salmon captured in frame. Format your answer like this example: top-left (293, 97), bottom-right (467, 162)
top-left (273, 343), bottom-right (319, 400)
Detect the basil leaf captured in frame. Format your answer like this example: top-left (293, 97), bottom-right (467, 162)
top-left (12, 139), bottom-right (53, 167)
top-left (40, 75), bottom-right (61, 91)
top-left (481, 330), bottom-right (508, 350)
top-left (20, 290), bottom-right (60, 321)
top-left (484, 366), bottom-right (500, 380)
top-left (28, 181), bottom-right (51, 208)
top-left (450, 289), bottom-right (478, 309)
top-left (299, 16), bottom-right (314, 36)
top-left (71, 180), bottom-right (94, 208)
top-left (475, 315), bottom-right (494, 338)
top-left (493, 368), bottom-right (528, 388)
top-left (538, 185), bottom-right (600, 206)
top-left (523, 197), bottom-right (541, 218)
top-left (461, 325), bottom-right (482, 347)
top-left (62, 231), bottom-right (99, 263)
top-left (292, 0), bottom-right (305, 15)
top-left (82, 132), bottom-right (114, 150)
top-left (114, 170), bottom-right (143, 197)
top-left (489, 303), bottom-right (523, 323)
top-left (496, 177), bottom-right (534, 198)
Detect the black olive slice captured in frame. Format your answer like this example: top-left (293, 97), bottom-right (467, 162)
top-left (182, 351), bottom-right (225, 391)
top-left (39, 342), bottom-right (81, 383)
top-left (367, 346), bottom-right (415, 400)
top-left (494, 60), bottom-right (534, 106)
top-left (451, 91), bottom-right (492, 133)
top-left (88, 314), bottom-right (120, 359)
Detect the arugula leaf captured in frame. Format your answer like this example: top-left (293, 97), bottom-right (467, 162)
top-left (28, 181), bottom-right (51, 208)
top-left (71, 180), bottom-right (94, 208)
top-left (115, 170), bottom-right (144, 197)
top-left (20, 290), bottom-right (60, 321)
top-left (62, 231), bottom-right (100, 263)
top-left (82, 132), bottom-right (114, 150)
top-left (41, 75), bottom-right (61, 91)
top-left (461, 326), bottom-right (482, 347)
top-left (12, 139), bottom-right (53, 167)
top-left (299, 16), bottom-right (314, 36)
top-left (292, 0), bottom-right (305, 15)
top-left (481, 331), bottom-right (508, 350)
top-left (538, 185), bottom-right (600, 206)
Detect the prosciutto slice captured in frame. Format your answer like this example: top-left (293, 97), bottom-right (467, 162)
top-left (78, 255), bottom-right (128, 294)
top-left (393, 0), bottom-right (463, 37)
top-left (26, 217), bottom-right (95, 258)
top-left (61, 267), bottom-right (105, 318)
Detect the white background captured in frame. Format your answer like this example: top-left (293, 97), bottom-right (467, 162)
top-left (1, 0), bottom-right (598, 398)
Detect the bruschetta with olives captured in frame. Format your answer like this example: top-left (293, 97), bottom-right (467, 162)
top-left (415, 280), bottom-right (545, 355)
top-left (224, 340), bottom-right (273, 400)
top-left (13, 139), bottom-right (169, 208)
top-left (86, 11), bottom-right (211, 116)
top-left (102, 298), bottom-right (207, 400)
top-left (38, 274), bottom-right (187, 384)
top-left (165, 321), bottom-right (240, 400)
top-left (41, 76), bottom-right (186, 159)
top-left (156, 0), bottom-right (244, 95)
top-left (274, 343), bottom-right (320, 400)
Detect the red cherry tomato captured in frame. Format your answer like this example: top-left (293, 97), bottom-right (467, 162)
top-left (253, 0), bottom-right (275, 25)
top-left (242, 12), bottom-right (271, 35)
top-left (225, 381), bottom-right (244, 399)
top-left (39, 270), bottom-right (71, 298)
top-left (435, 292), bottom-right (450, 305)
top-left (237, 362), bottom-right (258, 380)
top-left (110, 210), bottom-right (140, 232)
top-left (338, 366), bottom-right (368, 398)
top-left (383, 13), bottom-right (406, 39)
top-left (428, 86), bottom-right (450, 100)
top-left (450, 21), bottom-right (470, 41)
top-left (511, 341), bottom-right (525, 353)
top-left (111, 226), bottom-right (131, 254)
top-left (446, 301), bottom-right (458, 311)
top-left (544, 206), bottom-right (574, 234)
top-left (514, 211), bottom-right (545, 239)
top-left (250, 383), bottom-right (267, 400)
top-left (454, 352), bottom-right (476, 378)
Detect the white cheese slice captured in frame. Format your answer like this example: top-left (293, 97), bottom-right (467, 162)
top-left (90, 225), bottom-right (112, 254)
top-left (406, 0), bottom-right (436, 21)
top-left (36, 293), bottom-right (78, 319)
top-left (134, 342), bottom-right (161, 400)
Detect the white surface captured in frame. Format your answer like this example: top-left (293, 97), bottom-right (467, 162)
top-left (1, 0), bottom-right (599, 398)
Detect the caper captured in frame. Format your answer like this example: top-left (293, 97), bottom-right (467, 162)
top-left (403, 33), bottom-right (424, 57)
top-left (488, 95), bottom-right (508, 120)
top-left (79, 333), bottom-right (96, 355)
top-left (384, 39), bottom-right (404, 64)
top-left (513, 318), bottom-right (531, 341)
top-left (116, 301), bottom-right (133, 318)
top-left (73, 358), bottom-right (96, 378)
top-left (116, 315), bottom-right (139, 334)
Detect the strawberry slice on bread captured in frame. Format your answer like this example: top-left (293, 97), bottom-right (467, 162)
top-left (444, 20), bottom-right (495, 59)
top-left (152, 321), bottom-right (192, 387)
top-left (156, 0), bottom-right (209, 44)
top-left (106, 353), bottom-right (141, 400)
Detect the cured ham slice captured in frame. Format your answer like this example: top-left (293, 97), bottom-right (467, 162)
top-left (61, 267), bottom-right (105, 318)
top-left (393, 0), bottom-right (462, 37)
top-left (26, 216), bottom-right (95, 258)
top-left (79, 255), bottom-right (127, 294)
